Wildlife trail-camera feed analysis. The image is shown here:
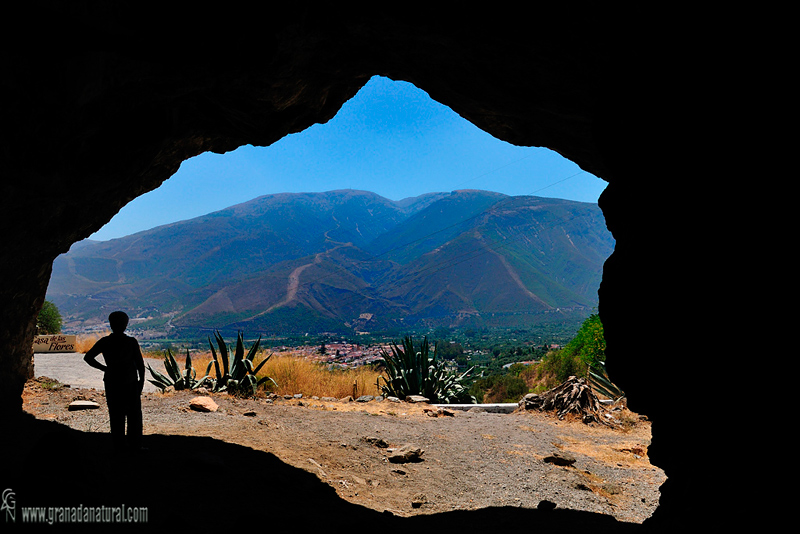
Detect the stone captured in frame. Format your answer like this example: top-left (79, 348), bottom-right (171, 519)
top-left (386, 396), bottom-right (401, 403)
top-left (363, 436), bottom-right (389, 448)
top-left (355, 395), bottom-right (374, 402)
top-left (308, 458), bottom-right (327, 478)
top-left (601, 483), bottom-right (623, 495)
top-left (339, 396), bottom-right (354, 402)
top-left (321, 397), bottom-right (338, 402)
top-left (538, 500), bottom-right (557, 511)
top-left (189, 396), bottom-right (218, 412)
top-left (543, 451), bottom-right (576, 467)
top-left (387, 444), bottom-right (424, 463)
top-left (424, 407), bottom-right (455, 417)
top-left (68, 400), bottom-right (100, 411)
top-left (405, 395), bottom-right (429, 403)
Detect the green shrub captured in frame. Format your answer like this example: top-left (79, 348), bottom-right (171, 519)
top-left (564, 313), bottom-right (606, 369)
top-left (534, 313), bottom-right (605, 384)
top-left (469, 373), bottom-right (528, 403)
top-left (537, 347), bottom-right (587, 384)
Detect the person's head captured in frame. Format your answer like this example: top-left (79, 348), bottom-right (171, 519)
top-left (108, 311), bottom-right (129, 333)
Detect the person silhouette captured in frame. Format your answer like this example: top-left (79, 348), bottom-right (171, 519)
top-left (83, 311), bottom-right (145, 452)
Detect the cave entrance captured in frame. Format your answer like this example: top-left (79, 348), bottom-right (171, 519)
top-left (40, 76), bottom-right (661, 523)
top-left (52, 75), bottom-right (609, 346)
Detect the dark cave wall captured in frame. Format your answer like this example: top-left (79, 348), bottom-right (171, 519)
top-left (1, 4), bottom-right (760, 531)
top-left (1, 6), bottom-right (620, 409)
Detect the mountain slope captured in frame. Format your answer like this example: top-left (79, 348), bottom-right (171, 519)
top-left (49, 190), bottom-right (416, 321)
top-left (47, 190), bottom-right (614, 335)
top-left (364, 189), bottom-right (509, 264)
top-left (374, 195), bottom-right (611, 326)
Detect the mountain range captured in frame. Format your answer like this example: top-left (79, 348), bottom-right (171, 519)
top-left (46, 189), bottom-right (615, 337)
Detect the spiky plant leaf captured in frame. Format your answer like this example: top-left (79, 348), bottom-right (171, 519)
top-left (250, 353), bottom-right (272, 376)
top-left (164, 350), bottom-right (182, 382)
top-left (146, 364), bottom-right (175, 391)
top-left (257, 375), bottom-right (278, 389)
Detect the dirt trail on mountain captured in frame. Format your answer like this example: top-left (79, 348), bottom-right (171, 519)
top-left (266, 239), bottom-right (351, 314)
top-left (268, 261), bottom-right (316, 311)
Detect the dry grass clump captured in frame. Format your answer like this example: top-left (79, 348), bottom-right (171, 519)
top-left (74, 331), bottom-right (109, 353)
top-left (183, 351), bottom-right (381, 399)
top-left (261, 354), bottom-right (381, 398)
top-left (76, 332), bottom-right (163, 361)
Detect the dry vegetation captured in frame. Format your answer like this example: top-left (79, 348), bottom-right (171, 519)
top-left (155, 350), bottom-right (382, 399)
top-left (77, 332), bottom-right (382, 399)
top-left (74, 332), bottom-right (109, 353)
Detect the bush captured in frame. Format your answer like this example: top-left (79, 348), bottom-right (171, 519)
top-left (539, 348), bottom-right (589, 384)
top-left (37, 300), bottom-right (62, 334)
top-left (469, 373), bottom-right (528, 403)
top-left (564, 313), bottom-right (606, 369)
top-left (534, 313), bottom-right (605, 384)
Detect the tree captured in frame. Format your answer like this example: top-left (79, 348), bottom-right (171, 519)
top-left (435, 340), bottom-right (464, 361)
top-left (37, 300), bottom-right (62, 334)
top-left (538, 313), bottom-right (606, 384)
top-left (564, 313), bottom-right (606, 369)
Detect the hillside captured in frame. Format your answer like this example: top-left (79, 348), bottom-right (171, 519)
top-left (47, 189), bottom-right (614, 336)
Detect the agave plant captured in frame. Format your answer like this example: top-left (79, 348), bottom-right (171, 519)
top-left (588, 361), bottom-right (625, 402)
top-left (377, 336), bottom-right (475, 404)
top-left (147, 348), bottom-right (211, 391)
top-left (207, 331), bottom-right (277, 397)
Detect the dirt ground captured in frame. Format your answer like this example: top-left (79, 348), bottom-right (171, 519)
top-left (18, 376), bottom-right (666, 528)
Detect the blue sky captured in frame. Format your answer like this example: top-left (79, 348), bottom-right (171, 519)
top-left (90, 76), bottom-right (607, 241)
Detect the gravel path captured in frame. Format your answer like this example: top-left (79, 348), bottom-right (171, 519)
top-left (33, 352), bottom-right (166, 392)
top-left (21, 371), bottom-right (667, 526)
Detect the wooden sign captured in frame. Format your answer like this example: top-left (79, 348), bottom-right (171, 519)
top-left (33, 334), bottom-right (77, 353)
